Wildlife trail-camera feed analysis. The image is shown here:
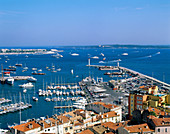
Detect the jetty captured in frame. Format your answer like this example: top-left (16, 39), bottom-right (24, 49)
top-left (86, 59), bottom-right (170, 90)
top-left (119, 66), bottom-right (170, 88)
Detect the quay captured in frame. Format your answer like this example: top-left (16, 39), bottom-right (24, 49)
top-left (87, 62), bottom-right (170, 89)
top-left (0, 76), bottom-right (30, 81)
top-left (119, 66), bottom-right (170, 88)
top-left (54, 106), bottom-right (73, 109)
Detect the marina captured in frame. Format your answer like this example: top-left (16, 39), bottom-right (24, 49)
top-left (0, 47), bottom-right (170, 129)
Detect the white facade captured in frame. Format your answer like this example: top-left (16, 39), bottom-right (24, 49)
top-left (155, 126), bottom-right (170, 134)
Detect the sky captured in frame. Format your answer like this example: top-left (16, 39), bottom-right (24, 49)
top-left (0, 0), bottom-right (170, 46)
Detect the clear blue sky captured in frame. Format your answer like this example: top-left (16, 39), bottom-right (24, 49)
top-left (0, 0), bottom-right (170, 46)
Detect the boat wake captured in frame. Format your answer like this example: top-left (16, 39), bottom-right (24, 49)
top-left (136, 52), bottom-right (160, 60)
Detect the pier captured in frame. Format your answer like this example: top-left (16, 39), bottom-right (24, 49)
top-left (54, 106), bottom-right (73, 109)
top-left (87, 62), bottom-right (170, 89)
top-left (119, 66), bottom-right (170, 88)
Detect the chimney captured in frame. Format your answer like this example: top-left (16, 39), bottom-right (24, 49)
top-left (28, 123), bottom-right (33, 129)
top-left (106, 114), bottom-right (109, 118)
top-left (102, 115), bottom-right (103, 118)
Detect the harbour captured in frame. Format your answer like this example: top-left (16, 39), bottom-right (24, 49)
top-left (0, 47), bottom-right (170, 130)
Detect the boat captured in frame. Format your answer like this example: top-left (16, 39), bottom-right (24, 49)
top-left (100, 53), bottom-right (104, 56)
top-left (71, 69), bottom-right (73, 74)
top-left (9, 66), bottom-right (16, 69)
top-left (4, 72), bottom-right (10, 76)
top-left (4, 68), bottom-right (16, 71)
top-left (91, 56), bottom-right (99, 59)
top-left (23, 89), bottom-right (27, 93)
top-left (27, 76), bottom-right (37, 82)
top-left (157, 52), bottom-right (160, 54)
top-left (32, 68), bottom-right (37, 70)
top-left (15, 63), bottom-right (22, 67)
top-left (32, 86), bottom-right (38, 101)
top-left (23, 67), bottom-right (28, 70)
top-left (122, 53), bottom-right (128, 56)
top-left (6, 77), bottom-right (14, 85)
top-left (32, 96), bottom-right (38, 101)
top-left (32, 71), bottom-right (45, 75)
top-left (71, 53), bottom-right (79, 56)
top-left (38, 69), bottom-right (42, 72)
top-left (25, 55), bottom-right (28, 58)
top-left (56, 68), bottom-right (61, 71)
top-left (19, 82), bottom-right (34, 88)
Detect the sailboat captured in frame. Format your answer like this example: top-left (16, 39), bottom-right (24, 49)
top-left (32, 85), bottom-right (38, 101)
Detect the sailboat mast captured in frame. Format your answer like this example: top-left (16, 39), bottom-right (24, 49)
top-left (19, 92), bottom-right (21, 124)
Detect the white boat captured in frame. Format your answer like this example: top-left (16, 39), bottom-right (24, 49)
top-left (32, 68), bottom-right (37, 70)
top-left (157, 52), bottom-right (160, 54)
top-left (27, 76), bottom-right (37, 82)
top-left (100, 53), bottom-right (104, 56)
top-left (71, 53), bottom-right (79, 56)
top-left (56, 68), bottom-right (61, 71)
top-left (25, 55), bottom-right (28, 58)
top-left (6, 77), bottom-right (14, 85)
top-left (91, 56), bottom-right (99, 59)
top-left (23, 67), bottom-right (28, 70)
top-left (23, 89), bottom-right (27, 93)
top-left (32, 97), bottom-right (38, 101)
top-left (38, 69), bottom-right (42, 72)
top-left (19, 82), bottom-right (34, 88)
top-left (122, 53), bottom-right (128, 56)
top-left (71, 69), bottom-right (73, 74)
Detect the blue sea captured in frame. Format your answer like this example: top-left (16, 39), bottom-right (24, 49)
top-left (0, 46), bottom-right (170, 128)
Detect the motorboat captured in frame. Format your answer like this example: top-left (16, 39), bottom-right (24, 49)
top-left (6, 77), bottom-right (14, 85)
top-left (32, 68), bottom-right (37, 70)
top-left (27, 76), bottom-right (37, 82)
top-left (15, 63), bottom-right (22, 67)
top-left (122, 53), bottom-right (128, 56)
top-left (71, 53), bottom-right (79, 56)
top-left (71, 69), bottom-right (73, 74)
top-left (91, 56), bottom-right (99, 59)
top-left (32, 97), bottom-right (38, 101)
top-left (23, 89), bottom-right (27, 93)
top-left (19, 82), bottom-right (34, 88)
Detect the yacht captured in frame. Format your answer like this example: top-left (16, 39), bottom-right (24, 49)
top-left (122, 53), bottom-right (128, 56)
top-left (91, 56), bottom-right (99, 59)
top-left (25, 55), bottom-right (28, 58)
top-left (71, 53), bottom-right (79, 56)
top-left (23, 89), bottom-right (27, 93)
top-left (100, 53), bottom-right (104, 56)
top-left (6, 77), bottom-right (14, 85)
top-left (32, 97), bottom-right (38, 101)
top-left (32, 68), bottom-right (37, 70)
top-left (27, 76), bottom-right (37, 82)
top-left (15, 63), bottom-right (22, 67)
top-left (19, 82), bottom-right (34, 88)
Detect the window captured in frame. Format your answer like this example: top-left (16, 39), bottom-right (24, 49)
top-left (48, 129), bottom-right (50, 131)
top-left (65, 127), bottom-right (68, 131)
top-left (131, 104), bottom-right (133, 106)
top-left (157, 128), bottom-right (160, 132)
top-left (70, 127), bottom-right (73, 129)
top-left (131, 96), bottom-right (133, 98)
top-left (165, 128), bottom-right (167, 132)
top-left (131, 100), bottom-right (133, 102)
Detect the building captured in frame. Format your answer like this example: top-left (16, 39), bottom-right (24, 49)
top-left (118, 123), bottom-right (154, 134)
top-left (11, 121), bottom-right (41, 134)
top-left (10, 104), bottom-right (122, 134)
top-left (149, 117), bottom-right (170, 134)
top-left (86, 102), bottom-right (122, 121)
top-left (128, 86), bottom-right (169, 118)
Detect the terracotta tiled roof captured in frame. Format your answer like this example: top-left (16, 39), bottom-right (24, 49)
top-left (92, 102), bottom-right (118, 109)
top-left (77, 129), bottom-right (94, 134)
top-left (97, 111), bottom-right (119, 120)
top-left (124, 123), bottom-right (154, 133)
top-left (152, 118), bottom-right (170, 127)
top-left (102, 121), bottom-right (129, 131)
top-left (148, 107), bottom-right (166, 116)
top-left (12, 121), bottom-right (41, 132)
